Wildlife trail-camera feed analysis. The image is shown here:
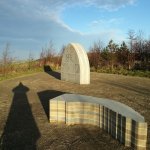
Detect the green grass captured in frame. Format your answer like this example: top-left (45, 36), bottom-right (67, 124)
top-left (0, 68), bottom-right (43, 82)
top-left (96, 68), bottom-right (150, 78)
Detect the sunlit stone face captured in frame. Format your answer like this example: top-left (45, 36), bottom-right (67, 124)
top-left (61, 43), bottom-right (90, 84)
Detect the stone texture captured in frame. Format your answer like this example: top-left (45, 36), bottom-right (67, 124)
top-left (61, 43), bottom-right (90, 84)
top-left (49, 94), bottom-right (148, 150)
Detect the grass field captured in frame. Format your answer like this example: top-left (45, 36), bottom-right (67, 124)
top-left (0, 72), bottom-right (149, 150)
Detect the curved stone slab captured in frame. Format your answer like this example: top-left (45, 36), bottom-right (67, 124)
top-left (53, 94), bottom-right (144, 122)
top-left (61, 43), bottom-right (90, 84)
top-left (49, 94), bottom-right (147, 150)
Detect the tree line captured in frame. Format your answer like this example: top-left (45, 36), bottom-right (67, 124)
top-left (0, 30), bottom-right (150, 79)
top-left (88, 30), bottom-right (150, 72)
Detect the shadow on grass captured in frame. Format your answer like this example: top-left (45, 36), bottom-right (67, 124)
top-left (44, 65), bottom-right (60, 80)
top-left (0, 82), bottom-right (40, 150)
top-left (38, 90), bottom-right (66, 120)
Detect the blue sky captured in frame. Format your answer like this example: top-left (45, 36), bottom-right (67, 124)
top-left (0, 0), bottom-right (150, 60)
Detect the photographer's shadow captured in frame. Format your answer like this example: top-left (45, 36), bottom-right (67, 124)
top-left (0, 82), bottom-right (40, 150)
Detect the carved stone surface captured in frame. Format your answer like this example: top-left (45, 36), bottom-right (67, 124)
top-left (61, 43), bottom-right (90, 84)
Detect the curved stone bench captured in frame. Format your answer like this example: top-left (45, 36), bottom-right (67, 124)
top-left (49, 94), bottom-right (147, 150)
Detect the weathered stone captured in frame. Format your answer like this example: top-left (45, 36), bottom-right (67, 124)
top-left (61, 43), bottom-right (90, 84)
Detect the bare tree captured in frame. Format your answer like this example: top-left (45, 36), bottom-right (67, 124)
top-left (136, 30), bottom-right (145, 67)
top-left (57, 44), bottom-right (66, 67)
top-left (40, 40), bottom-right (56, 66)
top-left (144, 40), bottom-right (150, 70)
top-left (127, 29), bottom-right (136, 69)
top-left (28, 51), bottom-right (34, 70)
top-left (39, 48), bottom-right (46, 66)
top-left (60, 44), bottom-right (66, 56)
top-left (1, 43), bottom-right (13, 76)
top-left (46, 41), bottom-right (55, 63)
top-left (88, 40), bottom-right (103, 71)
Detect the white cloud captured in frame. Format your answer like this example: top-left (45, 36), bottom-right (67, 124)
top-left (48, 0), bottom-right (136, 11)
top-left (0, 0), bottom-right (136, 23)
top-left (0, 0), bottom-right (136, 59)
top-left (0, 0), bottom-right (136, 34)
top-left (90, 18), bottom-right (123, 28)
top-left (91, 18), bottom-right (119, 25)
top-left (90, 0), bottom-right (136, 10)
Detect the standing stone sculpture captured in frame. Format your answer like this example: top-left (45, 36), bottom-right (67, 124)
top-left (61, 43), bottom-right (90, 84)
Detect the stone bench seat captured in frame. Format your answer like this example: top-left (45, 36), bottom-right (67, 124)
top-left (49, 94), bottom-right (147, 150)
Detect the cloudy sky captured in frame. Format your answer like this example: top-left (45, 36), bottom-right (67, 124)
top-left (0, 0), bottom-right (150, 59)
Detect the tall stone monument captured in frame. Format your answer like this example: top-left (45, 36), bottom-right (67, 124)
top-left (61, 43), bottom-right (90, 84)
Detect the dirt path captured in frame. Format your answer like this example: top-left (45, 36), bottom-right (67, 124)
top-left (0, 72), bottom-right (149, 150)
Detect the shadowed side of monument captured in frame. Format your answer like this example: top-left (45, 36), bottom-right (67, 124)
top-left (44, 65), bottom-right (61, 80)
top-left (0, 82), bottom-right (40, 150)
top-left (38, 90), bottom-right (66, 120)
